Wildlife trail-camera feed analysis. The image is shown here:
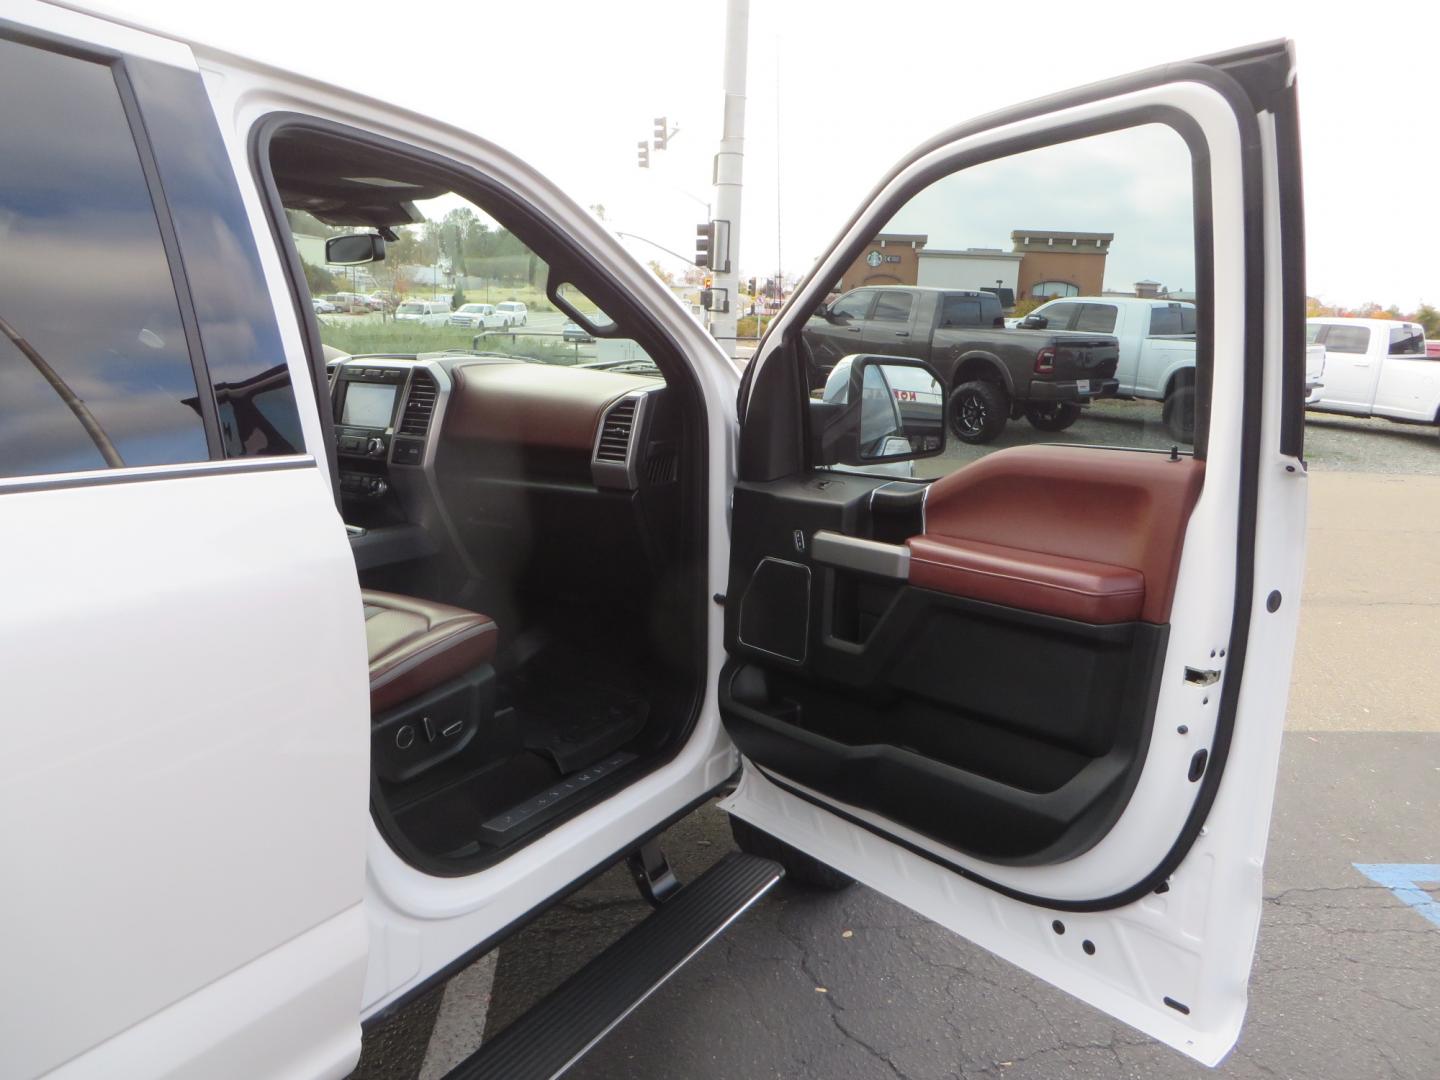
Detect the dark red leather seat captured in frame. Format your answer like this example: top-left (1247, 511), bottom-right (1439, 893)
top-left (362, 590), bottom-right (498, 713)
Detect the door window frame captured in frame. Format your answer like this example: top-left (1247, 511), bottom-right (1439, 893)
top-left (0, 25), bottom-right (227, 484)
top-left (737, 69), bottom-right (1287, 909)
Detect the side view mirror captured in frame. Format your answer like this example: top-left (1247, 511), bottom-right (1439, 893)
top-left (1020, 314), bottom-right (1047, 329)
top-left (813, 353), bottom-right (945, 466)
top-left (326, 233), bottom-right (386, 266)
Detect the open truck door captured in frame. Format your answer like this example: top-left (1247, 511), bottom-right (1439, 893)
top-left (719, 41), bottom-right (1308, 1066)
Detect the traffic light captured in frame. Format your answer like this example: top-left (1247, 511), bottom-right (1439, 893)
top-left (637, 141), bottom-right (649, 169)
top-left (653, 117), bottom-right (668, 151)
top-left (695, 220), bottom-right (730, 272)
top-left (695, 222), bottom-right (714, 267)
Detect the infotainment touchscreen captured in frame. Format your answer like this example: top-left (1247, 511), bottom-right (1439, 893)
top-left (341, 382), bottom-right (398, 428)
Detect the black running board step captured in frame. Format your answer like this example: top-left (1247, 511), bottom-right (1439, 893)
top-left (443, 851), bottom-right (783, 1080)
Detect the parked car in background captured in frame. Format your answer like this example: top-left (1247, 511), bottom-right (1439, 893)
top-left (1305, 341), bottom-right (1326, 403)
top-left (561, 318), bottom-right (594, 343)
top-left (449, 302), bottom-right (503, 329)
top-left (1306, 317), bottom-right (1439, 427)
top-left (330, 291), bottom-right (376, 313)
top-left (1023, 296), bottom-right (1198, 440)
top-left (805, 286), bottom-right (1119, 444)
top-left (494, 300), bottom-right (528, 326)
top-left (392, 299), bottom-right (452, 326)
top-left (311, 297), bottom-right (337, 314)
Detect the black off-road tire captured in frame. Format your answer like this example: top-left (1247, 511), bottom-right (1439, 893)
top-left (948, 380), bottom-right (1009, 444)
top-left (729, 815), bottom-right (854, 891)
top-left (1024, 401), bottom-right (1082, 432)
top-left (1163, 382), bottom-right (1196, 444)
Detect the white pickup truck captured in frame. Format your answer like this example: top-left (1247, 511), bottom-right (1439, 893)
top-left (1022, 296), bottom-right (1199, 438)
top-left (0, 8), bottom-right (1311, 1078)
top-left (1306, 317), bottom-right (1439, 428)
top-left (1024, 296), bottom-right (1327, 440)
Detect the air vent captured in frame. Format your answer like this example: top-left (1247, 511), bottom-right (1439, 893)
top-left (397, 369), bottom-right (439, 437)
top-left (595, 396), bottom-right (639, 463)
top-left (645, 446), bottom-right (678, 485)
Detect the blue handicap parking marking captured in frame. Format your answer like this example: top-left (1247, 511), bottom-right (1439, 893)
top-left (1353, 864), bottom-right (1440, 928)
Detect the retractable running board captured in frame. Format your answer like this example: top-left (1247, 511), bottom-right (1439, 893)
top-left (443, 851), bottom-right (783, 1080)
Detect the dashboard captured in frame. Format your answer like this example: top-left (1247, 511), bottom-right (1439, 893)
top-left (325, 354), bottom-right (676, 576)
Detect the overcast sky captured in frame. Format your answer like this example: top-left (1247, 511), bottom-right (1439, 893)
top-left (109, 0), bottom-right (1438, 309)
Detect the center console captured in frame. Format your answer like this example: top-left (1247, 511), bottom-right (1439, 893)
top-left (331, 358), bottom-right (453, 571)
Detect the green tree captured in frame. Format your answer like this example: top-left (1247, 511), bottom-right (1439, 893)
top-left (1413, 303), bottom-right (1439, 338)
top-left (451, 285), bottom-right (467, 311)
top-left (303, 260), bottom-right (338, 296)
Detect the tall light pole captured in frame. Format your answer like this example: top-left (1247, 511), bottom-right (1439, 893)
top-left (708, 0), bottom-right (748, 354)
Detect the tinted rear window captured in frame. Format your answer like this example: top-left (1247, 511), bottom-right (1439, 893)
top-left (941, 297), bottom-right (983, 327)
top-left (0, 39), bottom-right (209, 479)
top-left (1075, 304), bottom-right (1117, 333)
top-left (1389, 326), bottom-right (1425, 356)
top-left (1148, 304), bottom-right (1195, 336)
top-left (1323, 325), bottom-right (1371, 354)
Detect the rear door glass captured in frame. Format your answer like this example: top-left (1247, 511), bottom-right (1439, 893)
top-left (1074, 304), bottom-right (1118, 333)
top-left (873, 291), bottom-right (915, 322)
top-left (0, 38), bottom-right (209, 479)
top-left (1322, 325), bottom-right (1371, 354)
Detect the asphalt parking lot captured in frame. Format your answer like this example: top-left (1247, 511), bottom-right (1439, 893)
top-left (410, 418), bottom-right (1438, 1080)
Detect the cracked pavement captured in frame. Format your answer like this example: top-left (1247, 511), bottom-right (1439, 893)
top-left (476, 471), bottom-right (1440, 1078)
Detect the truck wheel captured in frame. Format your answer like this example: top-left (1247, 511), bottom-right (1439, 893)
top-left (729, 815), bottom-right (854, 891)
top-left (1163, 383), bottom-right (1196, 443)
top-left (1024, 402), bottom-right (1081, 432)
top-left (949, 381), bottom-right (1008, 444)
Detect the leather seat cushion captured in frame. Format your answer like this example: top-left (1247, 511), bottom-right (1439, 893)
top-left (362, 590), bottom-right (498, 713)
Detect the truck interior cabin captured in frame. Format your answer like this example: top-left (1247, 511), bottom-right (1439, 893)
top-left (260, 124), bottom-right (707, 873)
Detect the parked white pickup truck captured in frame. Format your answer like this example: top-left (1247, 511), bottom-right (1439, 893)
top-left (1306, 317), bottom-right (1439, 427)
top-left (1023, 296), bottom-right (1327, 441)
top-left (1022, 296), bottom-right (1198, 438)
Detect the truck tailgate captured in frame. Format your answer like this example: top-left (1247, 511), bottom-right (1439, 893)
top-left (1050, 335), bottom-right (1119, 379)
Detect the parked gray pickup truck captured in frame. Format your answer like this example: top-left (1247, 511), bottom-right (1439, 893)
top-left (804, 286), bottom-right (1120, 443)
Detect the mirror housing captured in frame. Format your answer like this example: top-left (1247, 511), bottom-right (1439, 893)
top-left (326, 233), bottom-right (386, 266)
top-left (1020, 314), bottom-right (1047, 329)
top-left (812, 354), bottom-right (945, 467)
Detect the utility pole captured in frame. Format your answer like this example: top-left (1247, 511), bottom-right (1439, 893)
top-left (708, 0), bottom-right (748, 353)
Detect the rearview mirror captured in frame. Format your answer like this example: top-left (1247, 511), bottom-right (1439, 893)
top-left (326, 233), bottom-right (386, 265)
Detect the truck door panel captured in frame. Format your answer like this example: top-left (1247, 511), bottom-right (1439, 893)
top-left (722, 446), bottom-right (1202, 864)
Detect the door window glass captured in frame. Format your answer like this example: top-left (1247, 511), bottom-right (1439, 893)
top-left (1148, 303), bottom-right (1195, 336)
top-left (873, 291), bottom-right (914, 322)
top-left (1388, 326), bottom-right (1424, 356)
top-left (830, 291), bottom-right (874, 320)
top-left (1035, 302), bottom-right (1080, 329)
top-left (800, 122), bottom-right (1201, 477)
top-left (0, 39), bottom-right (208, 480)
top-left (1323, 326), bottom-right (1370, 354)
top-left (941, 297), bottom-right (983, 328)
top-left (1075, 304), bottom-right (1118, 333)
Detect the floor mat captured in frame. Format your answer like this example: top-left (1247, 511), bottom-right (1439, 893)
top-left (516, 678), bottom-right (650, 773)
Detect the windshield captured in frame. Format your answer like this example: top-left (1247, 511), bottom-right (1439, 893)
top-left (278, 131), bottom-right (666, 376)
